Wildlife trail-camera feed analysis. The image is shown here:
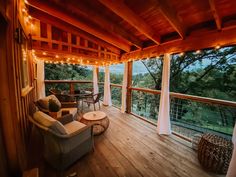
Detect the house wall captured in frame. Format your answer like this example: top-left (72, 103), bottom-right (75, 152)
top-left (0, 0), bottom-right (36, 176)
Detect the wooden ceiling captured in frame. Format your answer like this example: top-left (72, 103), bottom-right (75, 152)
top-left (26, 0), bottom-right (236, 65)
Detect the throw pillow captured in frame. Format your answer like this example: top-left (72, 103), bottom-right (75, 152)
top-left (48, 95), bottom-right (61, 109)
top-left (33, 111), bottom-right (68, 135)
top-left (51, 121), bottom-right (68, 135)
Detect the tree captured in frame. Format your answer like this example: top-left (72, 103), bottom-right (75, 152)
top-left (132, 46), bottom-right (236, 134)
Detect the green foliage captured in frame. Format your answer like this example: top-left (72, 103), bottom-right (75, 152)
top-left (131, 46), bottom-right (236, 136)
top-left (44, 64), bottom-right (93, 94)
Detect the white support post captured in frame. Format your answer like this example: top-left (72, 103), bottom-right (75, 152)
top-left (226, 123), bottom-right (236, 177)
top-left (36, 60), bottom-right (45, 99)
top-left (93, 66), bottom-right (99, 94)
top-left (157, 54), bottom-right (171, 135)
top-left (103, 66), bottom-right (112, 106)
top-left (121, 62), bottom-right (128, 113)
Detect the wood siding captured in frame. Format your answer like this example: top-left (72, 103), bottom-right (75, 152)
top-left (0, 0), bottom-right (36, 176)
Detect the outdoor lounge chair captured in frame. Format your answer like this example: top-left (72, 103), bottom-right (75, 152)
top-left (28, 109), bottom-right (94, 170)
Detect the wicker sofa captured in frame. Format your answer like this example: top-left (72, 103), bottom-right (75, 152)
top-left (29, 110), bottom-right (93, 170)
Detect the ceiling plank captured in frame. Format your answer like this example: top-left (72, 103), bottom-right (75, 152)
top-left (29, 7), bottom-right (121, 54)
top-left (28, 0), bottom-right (130, 52)
top-left (64, 0), bottom-right (142, 48)
top-left (156, 0), bottom-right (185, 39)
top-left (121, 27), bottom-right (236, 60)
top-left (98, 0), bottom-right (161, 45)
top-left (209, 0), bottom-right (222, 30)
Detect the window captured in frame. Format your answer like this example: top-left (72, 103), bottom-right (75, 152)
top-left (20, 30), bottom-right (30, 90)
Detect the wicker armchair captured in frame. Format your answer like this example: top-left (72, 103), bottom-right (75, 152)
top-left (29, 111), bottom-right (94, 170)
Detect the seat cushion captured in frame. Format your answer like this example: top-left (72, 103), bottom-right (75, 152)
top-left (61, 108), bottom-right (77, 118)
top-left (33, 111), bottom-right (68, 135)
top-left (64, 121), bottom-right (86, 135)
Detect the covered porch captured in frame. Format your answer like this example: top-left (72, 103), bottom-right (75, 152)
top-left (30, 106), bottom-right (223, 177)
top-left (0, 0), bottom-right (236, 177)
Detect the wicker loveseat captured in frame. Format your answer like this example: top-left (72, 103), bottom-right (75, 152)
top-left (29, 110), bottom-right (94, 170)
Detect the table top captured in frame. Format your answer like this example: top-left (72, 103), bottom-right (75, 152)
top-left (83, 111), bottom-right (107, 121)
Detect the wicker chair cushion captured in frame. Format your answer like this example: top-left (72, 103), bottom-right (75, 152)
top-left (33, 111), bottom-right (68, 135)
top-left (64, 121), bottom-right (86, 135)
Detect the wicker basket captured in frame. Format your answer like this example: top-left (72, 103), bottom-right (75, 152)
top-left (198, 133), bottom-right (233, 174)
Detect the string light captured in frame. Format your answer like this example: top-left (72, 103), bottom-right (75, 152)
top-left (179, 52), bottom-right (185, 57)
top-left (195, 50), bottom-right (201, 54)
top-left (55, 55), bottom-right (59, 58)
top-left (42, 52), bottom-right (46, 55)
top-left (215, 45), bottom-right (221, 50)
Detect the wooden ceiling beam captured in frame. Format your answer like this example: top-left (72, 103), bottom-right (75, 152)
top-left (29, 7), bottom-right (121, 54)
top-left (27, 0), bottom-right (131, 52)
top-left (209, 0), bottom-right (222, 30)
top-left (98, 0), bottom-right (161, 45)
top-left (64, 1), bottom-right (142, 48)
top-left (121, 27), bottom-right (236, 60)
top-left (156, 0), bottom-right (186, 39)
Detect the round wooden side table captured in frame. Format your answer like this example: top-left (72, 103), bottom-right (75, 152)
top-left (81, 111), bottom-right (109, 135)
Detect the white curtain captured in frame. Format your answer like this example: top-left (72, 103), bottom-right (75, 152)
top-left (157, 54), bottom-right (171, 135)
top-left (36, 60), bottom-right (45, 99)
top-left (103, 66), bottom-right (112, 106)
top-left (226, 123), bottom-right (236, 177)
top-left (121, 62), bottom-right (128, 113)
top-left (93, 66), bottom-right (99, 94)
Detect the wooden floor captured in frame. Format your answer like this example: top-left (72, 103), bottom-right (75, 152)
top-left (33, 106), bottom-right (224, 177)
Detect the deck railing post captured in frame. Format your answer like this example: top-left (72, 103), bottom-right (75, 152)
top-left (126, 61), bottom-right (133, 113)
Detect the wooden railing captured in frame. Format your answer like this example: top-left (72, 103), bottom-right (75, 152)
top-left (45, 80), bottom-right (236, 108)
top-left (130, 86), bottom-right (236, 140)
top-left (45, 80), bottom-right (93, 94)
top-left (129, 87), bottom-right (236, 108)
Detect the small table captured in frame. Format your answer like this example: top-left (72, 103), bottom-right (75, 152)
top-left (81, 111), bottom-right (109, 135)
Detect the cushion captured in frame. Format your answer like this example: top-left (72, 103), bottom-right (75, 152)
top-left (37, 97), bottom-right (50, 110)
top-left (48, 95), bottom-right (61, 108)
top-left (37, 95), bottom-right (61, 110)
top-left (33, 111), bottom-right (68, 135)
top-left (51, 121), bottom-right (68, 135)
top-left (64, 121), bottom-right (86, 135)
top-left (61, 108), bottom-right (77, 118)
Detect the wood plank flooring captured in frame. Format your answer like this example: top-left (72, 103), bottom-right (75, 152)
top-left (35, 106), bottom-right (224, 177)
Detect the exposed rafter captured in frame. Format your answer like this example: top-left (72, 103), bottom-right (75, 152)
top-left (29, 7), bottom-right (121, 54)
top-left (65, 0), bottom-right (142, 48)
top-left (121, 28), bottom-right (236, 61)
top-left (98, 0), bottom-right (161, 45)
top-left (209, 0), bottom-right (222, 30)
top-left (156, 0), bottom-right (186, 39)
top-left (28, 0), bottom-right (131, 52)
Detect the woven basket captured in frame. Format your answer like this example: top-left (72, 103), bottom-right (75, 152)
top-left (198, 133), bottom-right (233, 174)
top-left (192, 133), bottom-right (203, 151)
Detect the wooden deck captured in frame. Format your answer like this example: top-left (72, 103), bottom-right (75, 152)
top-left (34, 106), bottom-right (223, 177)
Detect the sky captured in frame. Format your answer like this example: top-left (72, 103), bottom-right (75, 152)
top-left (99, 61), bottom-right (148, 75)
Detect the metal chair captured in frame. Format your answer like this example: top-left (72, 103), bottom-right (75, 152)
top-left (82, 92), bottom-right (101, 111)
